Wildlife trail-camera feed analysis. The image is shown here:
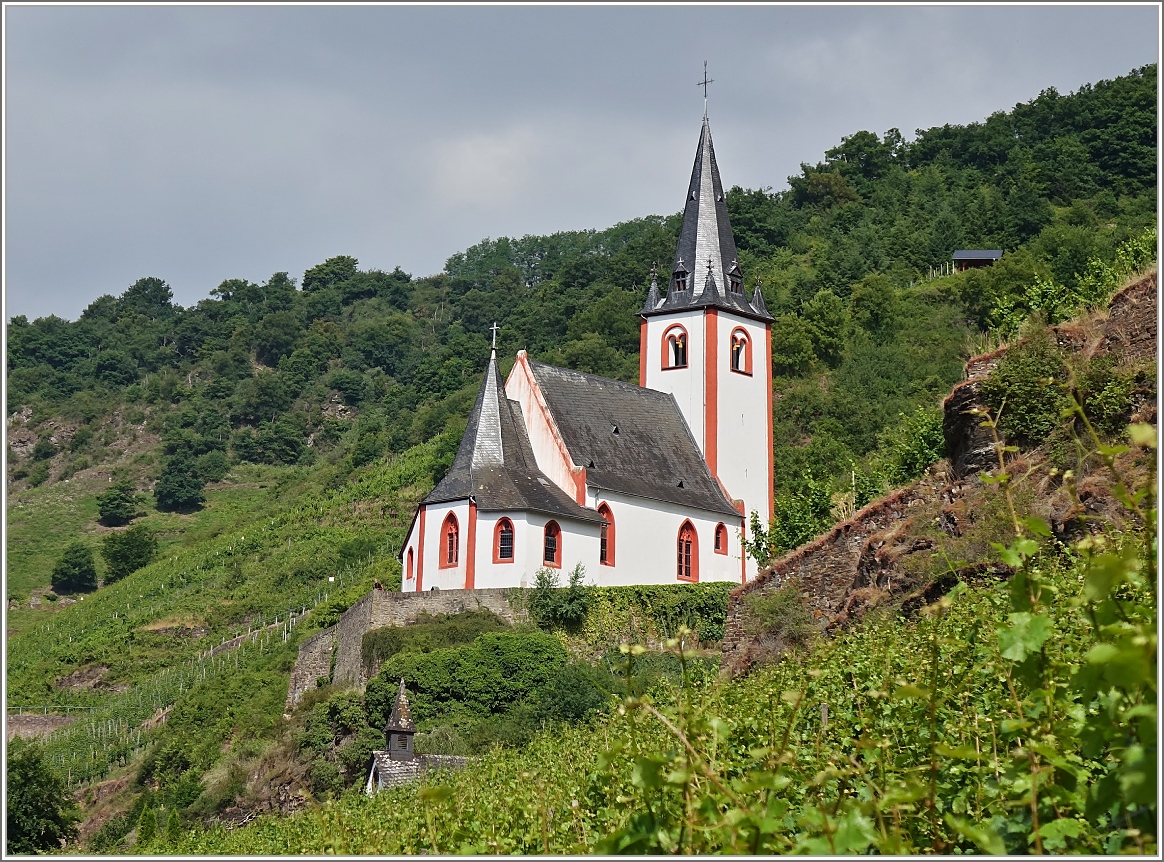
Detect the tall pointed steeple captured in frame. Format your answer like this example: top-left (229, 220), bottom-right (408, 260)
top-left (643, 117), bottom-right (772, 322)
top-left (470, 349), bottom-right (505, 468)
top-left (680, 117), bottom-right (735, 299)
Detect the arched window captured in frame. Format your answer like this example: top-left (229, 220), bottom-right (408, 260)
top-left (730, 328), bottom-right (752, 375)
top-left (493, 518), bottom-right (515, 564)
top-left (543, 521), bottom-right (561, 568)
top-left (439, 512), bottom-right (459, 568)
top-left (714, 523), bottom-right (728, 555)
top-left (676, 521), bottom-right (699, 582)
top-left (598, 504), bottom-right (615, 566)
top-left (406, 547), bottom-right (415, 580)
top-left (662, 325), bottom-right (688, 370)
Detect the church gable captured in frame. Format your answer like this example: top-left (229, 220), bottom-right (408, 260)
top-left (423, 350), bottom-right (600, 525)
top-left (523, 359), bottom-right (739, 519)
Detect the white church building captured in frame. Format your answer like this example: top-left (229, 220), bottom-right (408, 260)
top-left (400, 116), bottom-right (774, 590)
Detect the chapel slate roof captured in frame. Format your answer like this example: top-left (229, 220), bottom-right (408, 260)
top-left (527, 360), bottom-right (741, 518)
top-left (366, 752), bottom-right (470, 793)
top-left (423, 352), bottom-right (604, 524)
top-left (642, 117), bottom-right (772, 323)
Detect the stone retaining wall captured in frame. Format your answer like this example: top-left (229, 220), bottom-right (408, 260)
top-left (286, 588), bottom-right (527, 711)
top-left (283, 626), bottom-right (336, 714)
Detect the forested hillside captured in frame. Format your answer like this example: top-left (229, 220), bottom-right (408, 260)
top-left (4, 64), bottom-right (1156, 854)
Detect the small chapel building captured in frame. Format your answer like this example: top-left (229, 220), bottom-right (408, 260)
top-left (400, 115), bottom-right (774, 590)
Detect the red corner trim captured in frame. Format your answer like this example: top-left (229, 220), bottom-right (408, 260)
top-left (765, 321), bottom-right (774, 523)
top-left (704, 310), bottom-right (718, 476)
top-left (639, 319), bottom-right (648, 386)
top-left (465, 500), bottom-right (477, 589)
top-left (416, 505), bottom-right (426, 592)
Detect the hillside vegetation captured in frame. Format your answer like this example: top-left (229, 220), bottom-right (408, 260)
top-left (4, 64), bottom-right (1157, 853)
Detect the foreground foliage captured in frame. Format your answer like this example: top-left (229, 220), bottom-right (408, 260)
top-left (5, 742), bottom-right (79, 854)
top-left (174, 418), bottom-right (1156, 854)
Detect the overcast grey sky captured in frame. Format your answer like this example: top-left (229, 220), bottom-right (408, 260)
top-left (4, 4), bottom-right (1158, 321)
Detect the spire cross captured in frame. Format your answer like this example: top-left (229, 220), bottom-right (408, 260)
top-left (697, 61), bottom-right (714, 116)
top-left (489, 321), bottom-right (500, 350)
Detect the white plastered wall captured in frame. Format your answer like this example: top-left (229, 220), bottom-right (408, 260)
top-left (642, 310), bottom-right (707, 452)
top-left (472, 511), bottom-right (533, 589)
top-left (505, 354), bottom-right (581, 501)
top-left (400, 513), bottom-right (421, 593)
top-left (586, 488), bottom-right (743, 586)
top-left (714, 312), bottom-right (772, 582)
top-left (417, 500), bottom-right (472, 591)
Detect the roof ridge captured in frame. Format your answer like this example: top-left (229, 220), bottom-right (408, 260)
top-left (527, 359), bottom-right (667, 395)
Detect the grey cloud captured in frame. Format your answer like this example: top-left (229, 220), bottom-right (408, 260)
top-left (5, 5), bottom-right (1157, 320)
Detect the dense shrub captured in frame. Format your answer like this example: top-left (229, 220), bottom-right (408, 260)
top-left (365, 630), bottom-right (567, 727)
top-left (5, 742), bottom-right (78, 854)
top-left (101, 525), bottom-right (158, 584)
top-left (361, 609), bottom-right (508, 676)
top-left (979, 327), bottom-right (1068, 445)
top-left (528, 564), bottom-right (592, 630)
top-left (51, 542), bottom-right (98, 594)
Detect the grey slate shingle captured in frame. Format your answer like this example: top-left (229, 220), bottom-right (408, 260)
top-left (423, 353), bottom-right (604, 524)
top-left (527, 361), bottom-right (740, 518)
top-left (645, 118), bottom-right (772, 323)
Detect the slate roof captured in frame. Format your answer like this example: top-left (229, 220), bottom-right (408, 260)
top-left (424, 352), bottom-right (604, 524)
top-left (952, 249), bottom-right (1004, 260)
top-left (527, 360), bottom-right (741, 518)
top-left (643, 117), bottom-right (772, 323)
top-left (366, 752), bottom-right (470, 793)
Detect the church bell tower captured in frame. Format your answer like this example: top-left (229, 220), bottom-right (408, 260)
top-left (639, 117), bottom-right (774, 578)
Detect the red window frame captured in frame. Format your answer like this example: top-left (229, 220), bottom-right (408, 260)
top-left (730, 328), bottom-right (752, 375)
top-left (662, 324), bottom-right (689, 370)
top-left (598, 504), bottom-right (615, 566)
top-left (406, 547), bottom-right (415, 579)
top-left (714, 523), bottom-right (728, 555)
top-left (543, 520), bottom-right (562, 568)
top-left (493, 518), bottom-right (515, 564)
top-left (676, 520), bottom-right (699, 582)
top-left (439, 512), bottom-right (459, 568)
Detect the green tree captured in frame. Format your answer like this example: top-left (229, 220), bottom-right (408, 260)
top-left (96, 479), bottom-right (141, 526)
top-left (154, 451), bottom-right (206, 512)
top-left (31, 434), bottom-right (56, 461)
top-left (165, 809), bottom-right (181, 845)
top-left (303, 255), bottom-right (359, 292)
top-left (801, 289), bottom-right (847, 366)
top-left (51, 542), bottom-right (98, 594)
top-left (848, 273), bottom-right (898, 337)
top-left (5, 743), bottom-right (78, 854)
top-left (101, 525), bottom-right (158, 584)
top-left (137, 802), bottom-right (156, 846)
top-left (253, 310), bottom-right (303, 366)
top-left (771, 314), bottom-right (815, 376)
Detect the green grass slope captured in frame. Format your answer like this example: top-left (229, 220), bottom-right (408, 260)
top-left (174, 481), bottom-right (1156, 854)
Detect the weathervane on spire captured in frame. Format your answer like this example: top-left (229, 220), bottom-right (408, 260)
top-left (490, 321), bottom-right (500, 351)
top-left (697, 61), bottom-right (714, 117)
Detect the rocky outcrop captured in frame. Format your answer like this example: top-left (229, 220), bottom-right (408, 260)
top-left (944, 272), bottom-right (1157, 479)
top-left (722, 271), bottom-right (1157, 677)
